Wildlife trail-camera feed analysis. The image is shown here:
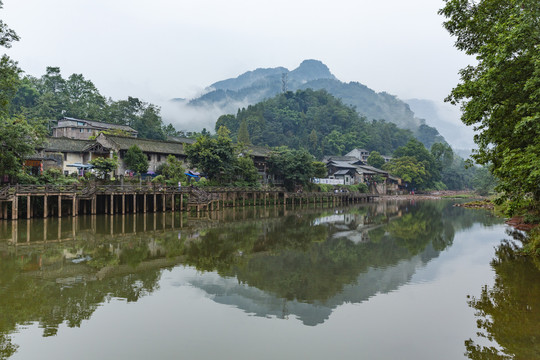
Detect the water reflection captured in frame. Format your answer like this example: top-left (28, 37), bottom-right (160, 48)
top-left (0, 201), bottom-right (502, 358)
top-left (465, 235), bottom-right (540, 360)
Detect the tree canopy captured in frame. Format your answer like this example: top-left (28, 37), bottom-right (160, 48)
top-left (124, 145), bottom-right (149, 174)
top-left (367, 151), bottom-right (385, 169)
top-left (440, 0), bottom-right (540, 210)
top-left (267, 146), bottom-right (320, 191)
top-left (392, 139), bottom-right (440, 188)
top-left (89, 156), bottom-right (118, 179)
top-left (185, 126), bottom-right (259, 186)
top-left (7, 67), bottom-right (173, 141)
top-left (0, 117), bottom-right (45, 177)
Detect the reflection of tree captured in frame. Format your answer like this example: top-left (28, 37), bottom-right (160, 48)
top-left (385, 203), bottom-right (447, 255)
top-left (232, 236), bottom-right (411, 302)
top-left (0, 253), bottom-right (162, 357)
top-left (466, 241), bottom-right (540, 360)
top-left (119, 241), bottom-right (150, 267)
top-left (0, 333), bottom-right (17, 360)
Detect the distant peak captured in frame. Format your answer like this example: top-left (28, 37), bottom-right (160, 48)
top-left (290, 59), bottom-right (335, 81)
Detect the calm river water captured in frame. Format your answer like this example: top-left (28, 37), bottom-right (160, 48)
top-left (0, 200), bottom-right (538, 360)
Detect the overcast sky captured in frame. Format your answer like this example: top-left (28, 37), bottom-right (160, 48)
top-left (2, 0), bottom-right (475, 149)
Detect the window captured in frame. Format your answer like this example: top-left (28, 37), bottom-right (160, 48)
top-left (77, 121), bottom-right (84, 126)
top-left (64, 153), bottom-right (67, 161)
top-left (147, 154), bottom-right (151, 161)
top-left (80, 129), bottom-right (84, 133)
top-left (87, 128), bottom-right (92, 132)
top-left (157, 154), bottom-right (161, 162)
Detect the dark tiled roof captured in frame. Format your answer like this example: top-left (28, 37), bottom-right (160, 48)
top-left (327, 160), bottom-right (358, 169)
top-left (105, 135), bottom-right (185, 155)
top-left (58, 117), bottom-right (137, 133)
top-left (357, 165), bottom-right (388, 175)
top-left (246, 145), bottom-right (271, 158)
top-left (42, 137), bottom-right (94, 152)
top-left (322, 156), bottom-right (359, 163)
top-left (167, 136), bottom-right (196, 145)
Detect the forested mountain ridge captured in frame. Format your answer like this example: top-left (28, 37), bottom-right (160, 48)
top-left (183, 59), bottom-right (446, 149)
top-left (215, 89), bottom-right (415, 159)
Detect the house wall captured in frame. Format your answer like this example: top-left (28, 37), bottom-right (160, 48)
top-left (63, 153), bottom-right (85, 174)
top-left (42, 151), bottom-right (84, 174)
top-left (53, 126), bottom-right (97, 140)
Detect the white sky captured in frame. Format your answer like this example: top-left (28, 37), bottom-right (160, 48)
top-left (2, 0), bottom-right (475, 149)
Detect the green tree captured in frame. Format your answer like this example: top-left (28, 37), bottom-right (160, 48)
top-left (131, 104), bottom-right (165, 140)
top-left (63, 73), bottom-right (106, 120)
top-left (472, 165), bottom-right (497, 196)
top-left (185, 126), bottom-right (236, 182)
top-left (367, 151), bottom-right (385, 169)
top-left (0, 0), bottom-right (21, 116)
top-left (0, 55), bottom-right (19, 116)
top-left (0, 117), bottom-right (45, 178)
top-left (431, 143), bottom-right (453, 169)
top-left (235, 155), bottom-right (259, 186)
top-left (9, 76), bottom-right (40, 116)
top-left (394, 139), bottom-right (440, 187)
top-left (237, 118), bottom-right (250, 144)
top-left (158, 154), bottom-right (186, 184)
top-left (267, 146), bottom-right (317, 191)
top-left (89, 155), bottom-right (118, 179)
top-left (312, 161), bottom-right (327, 178)
top-left (123, 145), bottom-right (149, 174)
top-left (439, 0), bottom-right (540, 211)
top-left (163, 123), bottom-right (183, 137)
top-left (383, 156), bottom-right (428, 190)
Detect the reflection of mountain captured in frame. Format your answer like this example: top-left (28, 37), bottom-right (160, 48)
top-left (189, 245), bottom-right (438, 326)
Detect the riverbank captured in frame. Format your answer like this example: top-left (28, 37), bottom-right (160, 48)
top-left (381, 190), bottom-right (482, 201)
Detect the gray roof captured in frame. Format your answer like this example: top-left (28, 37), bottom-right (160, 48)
top-left (167, 136), bottom-right (196, 145)
top-left (327, 160), bottom-right (358, 169)
top-left (57, 117), bottom-right (137, 133)
top-left (357, 165), bottom-right (388, 175)
top-left (246, 145), bottom-right (271, 158)
top-left (42, 137), bottom-right (94, 152)
top-left (322, 156), bottom-right (359, 163)
top-left (105, 135), bottom-right (186, 155)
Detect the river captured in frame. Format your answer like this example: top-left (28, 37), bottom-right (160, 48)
top-left (0, 200), bottom-right (538, 359)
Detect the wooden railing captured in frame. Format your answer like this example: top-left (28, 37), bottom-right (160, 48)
top-left (0, 184), bottom-right (374, 197)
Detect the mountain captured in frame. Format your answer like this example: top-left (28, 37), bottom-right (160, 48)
top-left (187, 60), bottom-right (337, 112)
top-left (405, 98), bottom-right (475, 157)
top-left (177, 59), bottom-right (448, 149)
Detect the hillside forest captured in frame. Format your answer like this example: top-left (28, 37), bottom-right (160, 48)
top-left (216, 89), bottom-right (482, 191)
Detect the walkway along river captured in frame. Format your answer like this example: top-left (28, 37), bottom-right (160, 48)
top-left (0, 184), bottom-right (376, 220)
